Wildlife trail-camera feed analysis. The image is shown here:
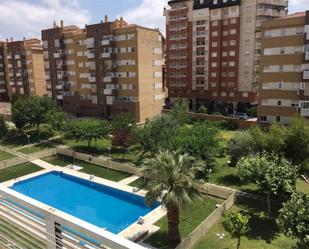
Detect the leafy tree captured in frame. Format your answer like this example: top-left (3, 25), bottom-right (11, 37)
top-left (169, 121), bottom-right (220, 168)
top-left (143, 151), bottom-right (203, 246)
top-left (223, 211), bottom-right (250, 249)
top-left (237, 153), bottom-right (298, 217)
top-left (229, 131), bottom-right (253, 166)
top-left (64, 119), bottom-right (111, 147)
top-left (111, 114), bottom-right (136, 159)
top-left (11, 98), bottom-right (29, 132)
top-left (135, 114), bottom-right (180, 155)
top-left (198, 105), bottom-right (208, 114)
top-left (277, 192), bottom-right (309, 248)
top-left (45, 109), bottom-right (67, 133)
top-left (0, 116), bottom-right (8, 138)
top-left (285, 117), bottom-right (309, 173)
top-left (169, 99), bottom-right (190, 125)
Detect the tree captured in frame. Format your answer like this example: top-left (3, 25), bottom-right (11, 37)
top-left (64, 119), bottom-right (111, 147)
top-left (198, 105), bottom-right (208, 114)
top-left (45, 109), bottom-right (67, 133)
top-left (11, 98), bottom-right (29, 132)
top-left (169, 99), bottom-right (190, 125)
top-left (169, 121), bottom-right (220, 169)
top-left (285, 117), bottom-right (309, 173)
top-left (223, 211), bottom-right (250, 249)
top-left (277, 192), bottom-right (309, 248)
top-left (237, 153), bottom-right (298, 217)
top-left (135, 114), bottom-right (180, 155)
top-left (143, 151), bottom-right (203, 245)
top-left (229, 131), bottom-right (253, 166)
top-left (0, 116), bottom-right (8, 138)
top-left (111, 114), bottom-right (136, 159)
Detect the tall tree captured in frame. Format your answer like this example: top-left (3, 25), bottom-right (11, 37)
top-left (64, 119), bottom-right (110, 147)
top-left (11, 98), bottom-right (30, 132)
top-left (45, 109), bottom-right (67, 133)
top-left (0, 116), bottom-right (8, 138)
top-left (237, 153), bottom-right (298, 217)
top-left (223, 211), bottom-right (250, 249)
top-left (277, 192), bottom-right (309, 248)
top-left (143, 151), bottom-right (203, 245)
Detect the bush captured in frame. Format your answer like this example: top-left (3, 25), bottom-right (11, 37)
top-left (221, 119), bottom-right (239, 131)
top-left (198, 105), bottom-right (208, 114)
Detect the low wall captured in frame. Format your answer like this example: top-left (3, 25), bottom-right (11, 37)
top-left (56, 147), bottom-right (143, 176)
top-left (0, 149), bottom-right (56, 170)
top-left (162, 109), bottom-right (256, 129)
top-left (176, 191), bottom-right (236, 249)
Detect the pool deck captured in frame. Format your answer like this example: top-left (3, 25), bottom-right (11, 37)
top-left (1, 159), bottom-right (166, 242)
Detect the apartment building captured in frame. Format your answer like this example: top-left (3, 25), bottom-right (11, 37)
top-left (42, 17), bottom-right (165, 122)
top-left (258, 11), bottom-right (309, 124)
top-left (164, 0), bottom-right (287, 114)
top-left (0, 38), bottom-right (46, 100)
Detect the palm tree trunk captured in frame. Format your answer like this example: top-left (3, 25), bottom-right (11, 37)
top-left (167, 206), bottom-right (181, 246)
top-left (237, 237), bottom-right (241, 249)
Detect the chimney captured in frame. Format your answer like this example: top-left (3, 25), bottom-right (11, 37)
top-left (104, 15), bottom-right (109, 23)
top-left (23, 37), bottom-right (26, 41)
top-left (53, 20), bottom-right (57, 28)
top-left (10, 37), bottom-right (13, 42)
top-left (60, 20), bottom-right (64, 28)
top-left (6, 38), bottom-right (8, 42)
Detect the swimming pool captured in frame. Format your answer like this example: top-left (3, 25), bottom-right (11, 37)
top-left (10, 171), bottom-right (159, 234)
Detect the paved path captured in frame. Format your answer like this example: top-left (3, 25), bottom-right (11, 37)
top-left (118, 175), bottom-right (140, 185)
top-left (0, 145), bottom-right (26, 158)
top-left (15, 135), bottom-right (62, 150)
top-left (31, 159), bottom-right (56, 170)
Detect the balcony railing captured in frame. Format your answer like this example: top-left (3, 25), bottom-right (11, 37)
top-left (89, 77), bottom-right (96, 83)
top-left (304, 71), bottom-right (309, 80)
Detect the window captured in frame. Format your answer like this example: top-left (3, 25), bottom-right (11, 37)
top-left (261, 116), bottom-right (267, 122)
top-left (212, 21), bottom-right (218, 27)
top-left (276, 116), bottom-right (281, 122)
top-left (277, 100), bottom-right (282, 106)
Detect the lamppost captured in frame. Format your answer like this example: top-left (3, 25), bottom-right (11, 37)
top-left (26, 134), bottom-right (30, 145)
top-left (207, 168), bottom-right (212, 183)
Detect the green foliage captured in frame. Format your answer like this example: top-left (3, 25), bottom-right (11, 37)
top-left (285, 117), bottom-right (309, 173)
top-left (111, 114), bottom-right (136, 131)
top-left (64, 119), bottom-right (111, 148)
top-left (169, 99), bottom-right (190, 124)
top-left (198, 105), bottom-right (208, 114)
top-left (11, 96), bottom-right (56, 132)
top-left (246, 107), bottom-right (257, 117)
top-left (229, 131), bottom-right (253, 166)
top-left (45, 109), bottom-right (67, 132)
top-left (143, 150), bottom-right (204, 245)
top-left (237, 153), bottom-right (298, 210)
top-left (221, 119), bottom-right (239, 131)
top-left (223, 211), bottom-right (250, 249)
top-left (135, 114), bottom-right (181, 155)
top-left (0, 116), bottom-right (8, 138)
top-left (277, 192), bottom-right (309, 248)
top-left (168, 121), bottom-right (220, 168)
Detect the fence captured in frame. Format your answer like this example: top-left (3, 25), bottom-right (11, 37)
top-left (0, 149), bottom-right (56, 170)
top-left (56, 147), bottom-right (143, 176)
top-left (176, 191), bottom-right (237, 249)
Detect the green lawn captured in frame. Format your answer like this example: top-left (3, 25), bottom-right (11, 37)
top-left (0, 150), bottom-right (16, 161)
top-left (296, 178), bottom-right (309, 194)
top-left (145, 196), bottom-right (222, 249)
top-left (0, 163), bottom-right (43, 183)
top-left (193, 198), bottom-right (295, 249)
top-left (17, 142), bottom-right (54, 154)
top-left (42, 155), bottom-right (130, 182)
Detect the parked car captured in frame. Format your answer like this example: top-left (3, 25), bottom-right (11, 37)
top-left (234, 112), bottom-right (248, 120)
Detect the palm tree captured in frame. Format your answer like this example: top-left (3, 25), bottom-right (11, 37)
top-left (143, 150), bottom-right (204, 246)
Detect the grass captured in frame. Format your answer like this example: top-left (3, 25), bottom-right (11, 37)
top-left (0, 162), bottom-right (43, 183)
top-left (0, 150), bottom-right (16, 161)
top-left (145, 196), bottom-right (222, 249)
top-left (42, 154), bottom-right (130, 182)
top-left (193, 198), bottom-right (296, 249)
top-left (296, 178), bottom-right (309, 194)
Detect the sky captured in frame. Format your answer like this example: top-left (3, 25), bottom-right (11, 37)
top-left (0, 0), bottom-right (307, 40)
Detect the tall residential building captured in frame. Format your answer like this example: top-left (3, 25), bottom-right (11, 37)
top-left (258, 11), bottom-right (309, 124)
top-left (42, 17), bottom-right (165, 123)
top-left (164, 0), bottom-right (288, 114)
top-left (0, 38), bottom-right (46, 100)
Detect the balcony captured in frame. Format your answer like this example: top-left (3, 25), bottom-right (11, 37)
top-left (304, 71), bottom-right (309, 80)
top-left (7, 55), bottom-right (12, 59)
top-left (57, 95), bottom-right (63, 100)
top-left (300, 108), bottom-right (309, 117)
top-left (103, 76), bottom-right (113, 82)
top-left (9, 82), bottom-right (14, 86)
top-left (46, 84), bottom-right (51, 89)
top-left (54, 53), bottom-right (60, 58)
top-left (45, 75), bottom-right (50, 80)
top-left (87, 53), bottom-right (95, 59)
top-left (16, 72), bottom-right (22, 77)
top-left (102, 52), bottom-right (111, 58)
top-left (103, 89), bottom-right (116, 95)
top-left (8, 64), bottom-right (13, 68)
top-left (15, 54), bottom-right (21, 59)
top-left (17, 81), bottom-right (23, 86)
top-left (89, 77), bottom-right (96, 83)
top-left (0, 89), bottom-right (6, 93)
top-left (305, 52), bottom-right (309, 61)
top-left (101, 40), bottom-right (110, 46)
top-left (0, 81), bottom-right (5, 85)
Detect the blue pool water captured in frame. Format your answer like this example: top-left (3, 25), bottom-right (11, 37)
top-left (10, 171), bottom-right (159, 233)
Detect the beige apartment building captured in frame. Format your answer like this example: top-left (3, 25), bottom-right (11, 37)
top-left (42, 17), bottom-right (165, 123)
top-left (258, 11), bottom-right (309, 124)
top-left (164, 0), bottom-right (287, 114)
top-left (0, 38), bottom-right (46, 100)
